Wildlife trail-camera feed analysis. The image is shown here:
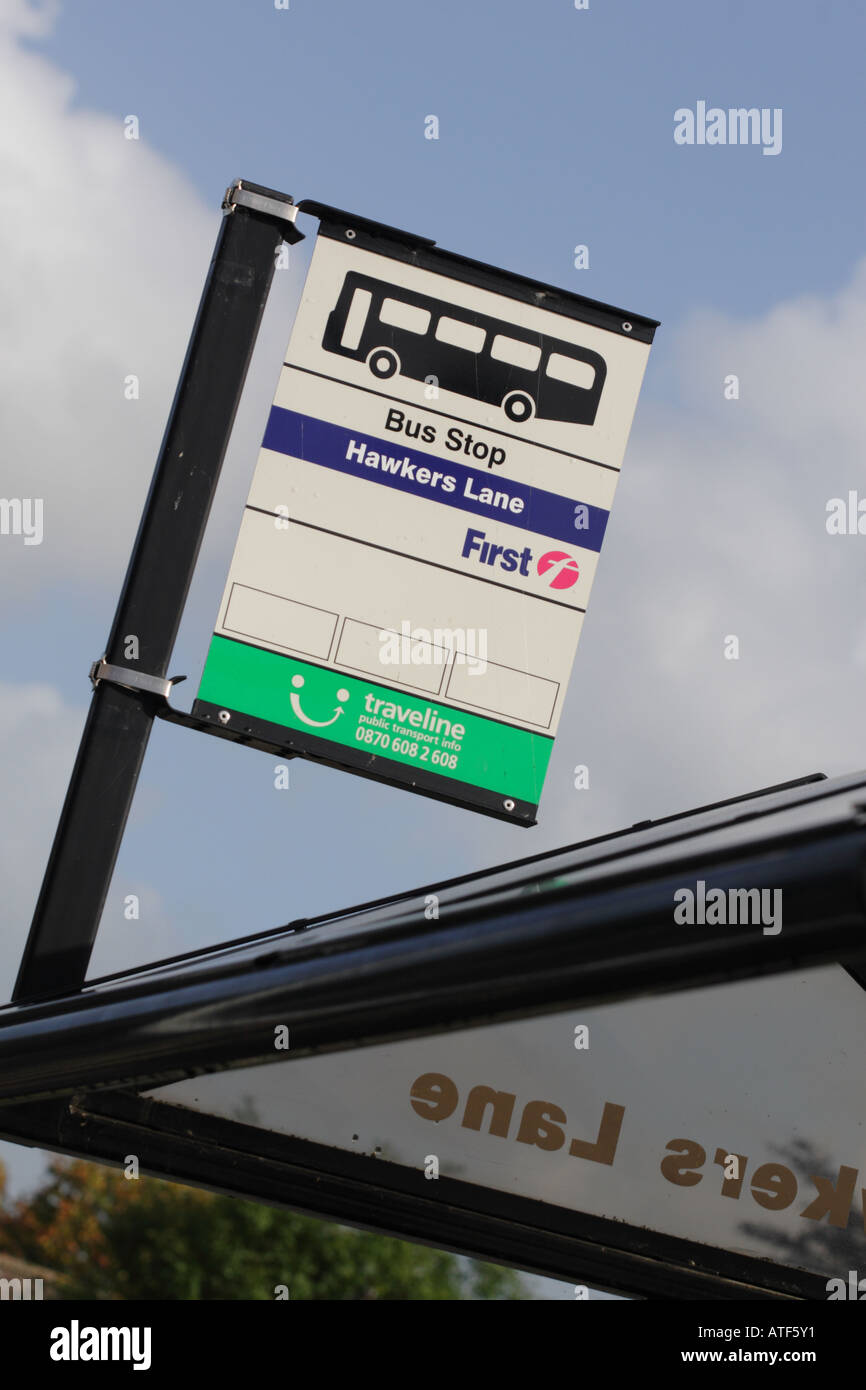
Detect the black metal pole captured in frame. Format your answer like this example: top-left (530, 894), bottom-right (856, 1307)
top-left (13, 182), bottom-right (301, 1003)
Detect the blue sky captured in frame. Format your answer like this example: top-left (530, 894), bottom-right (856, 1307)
top-left (30, 0), bottom-right (866, 327)
top-left (1, 0), bottom-right (866, 1294)
top-left (8, 0), bottom-right (859, 957)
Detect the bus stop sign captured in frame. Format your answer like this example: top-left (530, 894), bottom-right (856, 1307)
top-left (195, 203), bottom-right (658, 822)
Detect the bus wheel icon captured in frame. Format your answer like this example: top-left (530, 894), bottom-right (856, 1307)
top-left (367, 347), bottom-right (399, 379)
top-left (502, 390), bottom-right (535, 423)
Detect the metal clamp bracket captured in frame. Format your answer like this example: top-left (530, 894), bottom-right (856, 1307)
top-left (89, 658), bottom-right (186, 702)
top-left (223, 180), bottom-right (304, 240)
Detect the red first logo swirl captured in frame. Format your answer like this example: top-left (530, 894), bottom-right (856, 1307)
top-left (537, 550), bottom-right (580, 589)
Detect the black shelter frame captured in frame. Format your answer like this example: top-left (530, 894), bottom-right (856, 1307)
top-left (2, 769), bottom-right (865, 1300)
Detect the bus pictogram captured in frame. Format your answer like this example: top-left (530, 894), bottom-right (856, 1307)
top-left (322, 271), bottom-right (608, 427)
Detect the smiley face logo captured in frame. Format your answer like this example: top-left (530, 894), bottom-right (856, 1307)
top-left (290, 674), bottom-right (350, 727)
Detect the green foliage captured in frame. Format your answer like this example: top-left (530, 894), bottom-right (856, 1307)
top-left (0, 1157), bottom-right (525, 1300)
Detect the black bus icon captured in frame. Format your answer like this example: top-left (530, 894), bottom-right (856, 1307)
top-left (321, 271), bottom-right (607, 427)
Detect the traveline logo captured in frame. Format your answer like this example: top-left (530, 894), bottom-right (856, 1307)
top-left (50, 1320), bottom-right (152, 1371)
top-left (462, 529), bottom-right (581, 590)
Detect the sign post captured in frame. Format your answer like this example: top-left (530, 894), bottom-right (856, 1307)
top-left (12, 182), bottom-right (303, 1003)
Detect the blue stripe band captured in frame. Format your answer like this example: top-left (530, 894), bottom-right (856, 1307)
top-left (261, 407), bottom-right (609, 553)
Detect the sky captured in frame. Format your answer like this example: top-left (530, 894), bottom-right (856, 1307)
top-left (0, 0), bottom-right (865, 1298)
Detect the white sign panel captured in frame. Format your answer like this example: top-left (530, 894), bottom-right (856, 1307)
top-left (196, 211), bottom-right (658, 820)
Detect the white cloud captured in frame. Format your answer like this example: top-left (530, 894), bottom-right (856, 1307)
top-left (675, 261), bottom-right (866, 458)
top-left (513, 256), bottom-right (866, 849)
top-left (0, 0), bottom-right (214, 599)
top-left (0, 680), bottom-right (81, 999)
top-left (0, 0), bottom-right (58, 40)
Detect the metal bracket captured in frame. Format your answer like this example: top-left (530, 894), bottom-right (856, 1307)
top-left (223, 180), bottom-right (303, 239)
top-left (89, 658), bottom-right (186, 702)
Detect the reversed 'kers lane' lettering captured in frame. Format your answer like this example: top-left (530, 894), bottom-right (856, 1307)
top-left (661, 1137), bottom-right (863, 1229)
top-left (409, 1071), bottom-right (625, 1165)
